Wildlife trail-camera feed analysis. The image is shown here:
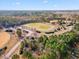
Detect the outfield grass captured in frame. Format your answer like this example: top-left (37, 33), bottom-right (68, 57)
top-left (23, 23), bottom-right (55, 32)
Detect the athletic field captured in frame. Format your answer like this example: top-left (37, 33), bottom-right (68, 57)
top-left (23, 23), bottom-right (55, 32)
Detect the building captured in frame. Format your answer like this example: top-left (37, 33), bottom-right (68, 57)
top-left (50, 20), bottom-right (59, 25)
top-left (48, 17), bottom-right (66, 25)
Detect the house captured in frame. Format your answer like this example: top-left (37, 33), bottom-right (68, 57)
top-left (50, 20), bottom-right (59, 25)
top-left (64, 21), bottom-right (73, 26)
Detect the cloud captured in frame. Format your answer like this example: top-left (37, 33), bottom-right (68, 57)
top-left (43, 0), bottom-right (48, 4)
top-left (16, 2), bottom-right (20, 5)
top-left (15, 0), bottom-right (21, 5)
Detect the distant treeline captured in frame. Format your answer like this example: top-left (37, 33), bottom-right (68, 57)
top-left (0, 11), bottom-right (45, 16)
top-left (0, 17), bottom-right (43, 28)
top-left (0, 10), bottom-right (79, 16)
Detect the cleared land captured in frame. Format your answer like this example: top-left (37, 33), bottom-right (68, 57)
top-left (23, 23), bottom-right (55, 32)
top-left (4, 33), bottom-right (19, 54)
top-left (0, 32), bottom-right (10, 48)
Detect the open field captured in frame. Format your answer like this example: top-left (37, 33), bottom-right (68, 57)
top-left (4, 33), bottom-right (19, 54)
top-left (0, 32), bottom-right (10, 48)
top-left (23, 23), bottom-right (55, 32)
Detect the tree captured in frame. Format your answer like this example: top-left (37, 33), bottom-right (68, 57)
top-left (16, 29), bottom-right (22, 37)
top-left (74, 23), bottom-right (79, 31)
top-left (52, 14), bottom-right (58, 18)
top-left (12, 54), bottom-right (19, 59)
top-left (19, 41), bottom-right (24, 55)
top-left (23, 50), bottom-right (35, 59)
top-left (19, 31), bottom-right (78, 59)
top-left (46, 31), bottom-right (77, 59)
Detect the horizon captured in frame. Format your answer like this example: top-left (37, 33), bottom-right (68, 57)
top-left (0, 10), bottom-right (79, 11)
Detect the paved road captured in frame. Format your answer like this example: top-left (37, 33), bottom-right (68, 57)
top-left (2, 29), bottom-right (33, 59)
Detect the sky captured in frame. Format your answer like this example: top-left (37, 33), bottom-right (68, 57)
top-left (0, 0), bottom-right (79, 10)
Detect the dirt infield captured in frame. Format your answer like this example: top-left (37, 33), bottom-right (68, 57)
top-left (0, 32), bottom-right (10, 48)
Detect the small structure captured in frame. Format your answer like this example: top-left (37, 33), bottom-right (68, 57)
top-left (64, 21), bottom-right (73, 26)
top-left (50, 20), bottom-right (59, 25)
top-left (5, 27), bottom-right (15, 33)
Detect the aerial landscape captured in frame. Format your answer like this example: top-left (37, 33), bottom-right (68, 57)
top-left (0, 0), bottom-right (79, 59)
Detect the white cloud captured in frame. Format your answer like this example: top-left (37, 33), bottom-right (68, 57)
top-left (15, 0), bottom-right (21, 5)
top-left (43, 0), bottom-right (48, 4)
top-left (16, 2), bottom-right (20, 5)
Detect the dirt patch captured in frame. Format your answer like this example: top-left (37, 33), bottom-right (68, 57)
top-left (0, 32), bottom-right (10, 48)
top-left (4, 33), bottom-right (19, 55)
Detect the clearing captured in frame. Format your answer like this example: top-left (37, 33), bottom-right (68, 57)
top-left (23, 23), bottom-right (55, 32)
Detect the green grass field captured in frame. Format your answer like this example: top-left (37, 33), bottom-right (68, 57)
top-left (23, 23), bottom-right (55, 32)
